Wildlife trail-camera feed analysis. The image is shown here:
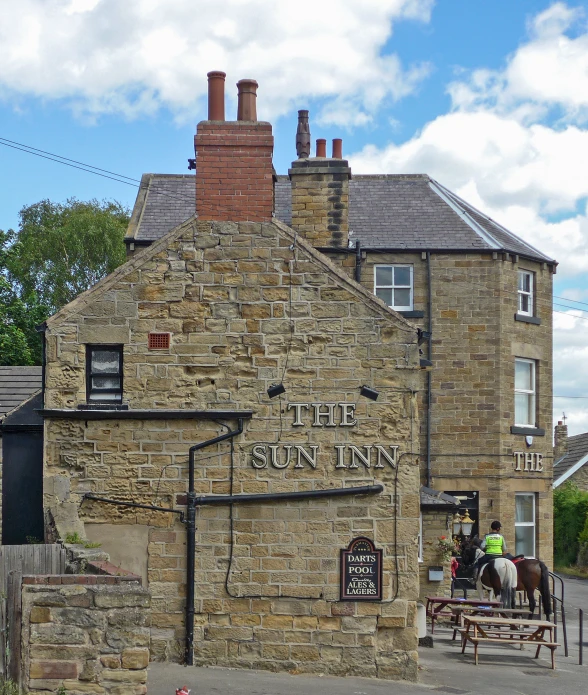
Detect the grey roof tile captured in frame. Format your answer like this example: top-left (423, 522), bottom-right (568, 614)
top-left (126, 172), bottom-right (555, 264)
top-left (0, 366), bottom-right (43, 418)
top-left (553, 431), bottom-right (588, 480)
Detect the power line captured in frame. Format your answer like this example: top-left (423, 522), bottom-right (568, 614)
top-left (0, 136), bottom-right (196, 207)
top-left (5, 134), bottom-right (588, 320)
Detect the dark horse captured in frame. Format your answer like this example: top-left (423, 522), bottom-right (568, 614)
top-left (514, 558), bottom-right (552, 619)
top-left (461, 538), bottom-right (551, 618)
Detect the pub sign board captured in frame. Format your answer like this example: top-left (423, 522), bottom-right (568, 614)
top-left (340, 537), bottom-right (382, 601)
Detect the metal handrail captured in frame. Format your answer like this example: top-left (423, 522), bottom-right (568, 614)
top-left (549, 571), bottom-right (569, 657)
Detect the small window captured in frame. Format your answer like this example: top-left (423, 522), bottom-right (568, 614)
top-left (515, 493), bottom-right (536, 556)
top-left (515, 358), bottom-right (536, 427)
top-left (518, 270), bottom-right (534, 316)
top-left (87, 345), bottom-right (123, 403)
top-left (374, 265), bottom-right (413, 311)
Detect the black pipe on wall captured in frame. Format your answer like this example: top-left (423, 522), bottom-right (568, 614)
top-left (426, 251), bottom-right (433, 487)
top-left (185, 419), bottom-right (244, 665)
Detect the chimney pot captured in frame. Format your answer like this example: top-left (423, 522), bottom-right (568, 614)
top-left (296, 110), bottom-right (311, 159)
top-left (558, 420), bottom-right (562, 425)
top-left (207, 71), bottom-right (226, 121)
top-left (316, 139), bottom-right (327, 158)
top-left (332, 138), bottom-right (342, 159)
top-left (237, 79), bottom-right (258, 121)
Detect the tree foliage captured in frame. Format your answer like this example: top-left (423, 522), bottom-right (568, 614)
top-left (8, 198), bottom-right (128, 313)
top-left (1, 199), bottom-right (129, 366)
top-left (553, 481), bottom-right (588, 566)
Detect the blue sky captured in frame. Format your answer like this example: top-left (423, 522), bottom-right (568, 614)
top-left (1, 0), bottom-right (588, 433)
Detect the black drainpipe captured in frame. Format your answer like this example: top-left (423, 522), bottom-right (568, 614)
top-left (355, 240), bottom-right (362, 283)
top-left (426, 251), bottom-right (432, 487)
top-left (85, 470), bottom-right (383, 666)
top-left (185, 419), bottom-right (244, 665)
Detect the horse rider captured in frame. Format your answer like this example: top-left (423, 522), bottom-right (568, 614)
top-left (475, 520), bottom-right (507, 578)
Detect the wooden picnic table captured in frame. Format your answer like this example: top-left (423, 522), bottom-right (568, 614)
top-left (425, 596), bottom-right (502, 634)
top-left (450, 605), bottom-right (539, 640)
top-left (459, 615), bottom-right (559, 668)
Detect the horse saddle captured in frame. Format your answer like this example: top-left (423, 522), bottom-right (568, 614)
top-left (504, 554), bottom-right (525, 564)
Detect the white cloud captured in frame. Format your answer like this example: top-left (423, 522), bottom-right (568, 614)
top-left (347, 3), bottom-right (588, 434)
top-left (449, 3), bottom-right (588, 122)
top-left (0, 0), bottom-right (433, 122)
top-left (553, 309), bottom-right (588, 435)
top-left (349, 4), bottom-right (588, 280)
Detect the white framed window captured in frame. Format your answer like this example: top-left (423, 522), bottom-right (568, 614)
top-left (515, 358), bottom-right (536, 427)
top-left (515, 493), bottom-right (536, 556)
top-left (518, 270), bottom-right (534, 316)
top-left (374, 265), bottom-right (413, 311)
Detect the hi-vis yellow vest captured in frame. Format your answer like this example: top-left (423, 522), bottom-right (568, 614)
top-left (484, 533), bottom-right (504, 555)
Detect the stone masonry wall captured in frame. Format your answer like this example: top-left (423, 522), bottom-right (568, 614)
top-left (419, 511), bottom-right (452, 603)
top-left (289, 160), bottom-right (351, 248)
top-left (360, 252), bottom-right (554, 566)
top-left (42, 218), bottom-right (422, 680)
top-left (21, 574), bottom-right (150, 695)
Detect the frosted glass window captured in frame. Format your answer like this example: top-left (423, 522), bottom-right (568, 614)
top-left (88, 346), bottom-right (123, 403)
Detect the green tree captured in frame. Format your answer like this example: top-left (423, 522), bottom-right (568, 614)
top-left (1, 199), bottom-right (129, 365)
top-left (7, 198), bottom-right (129, 314)
top-left (553, 481), bottom-right (588, 566)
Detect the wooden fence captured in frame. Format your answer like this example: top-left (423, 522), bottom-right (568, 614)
top-left (0, 545), bottom-right (66, 681)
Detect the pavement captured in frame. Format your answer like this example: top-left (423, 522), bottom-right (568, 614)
top-left (147, 575), bottom-right (588, 695)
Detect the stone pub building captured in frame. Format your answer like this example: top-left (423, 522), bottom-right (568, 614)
top-left (40, 74), bottom-right (422, 679)
top-left (35, 71), bottom-right (555, 678)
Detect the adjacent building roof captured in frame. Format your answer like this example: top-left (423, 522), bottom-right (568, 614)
top-left (125, 172), bottom-right (555, 265)
top-left (0, 366), bottom-right (43, 420)
top-left (553, 431), bottom-right (588, 487)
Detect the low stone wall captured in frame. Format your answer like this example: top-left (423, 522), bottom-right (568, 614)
top-left (21, 574), bottom-right (151, 695)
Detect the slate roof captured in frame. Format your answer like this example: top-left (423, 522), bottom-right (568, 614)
top-left (126, 172), bottom-right (555, 264)
top-left (420, 486), bottom-right (459, 509)
top-left (553, 431), bottom-right (588, 485)
top-left (0, 366), bottom-right (42, 419)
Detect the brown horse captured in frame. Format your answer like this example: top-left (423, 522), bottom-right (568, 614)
top-left (514, 558), bottom-right (552, 619)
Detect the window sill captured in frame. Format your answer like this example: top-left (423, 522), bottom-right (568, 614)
top-left (515, 313), bottom-right (541, 325)
top-left (510, 426), bottom-right (545, 436)
top-left (78, 403), bottom-right (128, 411)
top-left (398, 310), bottom-right (425, 319)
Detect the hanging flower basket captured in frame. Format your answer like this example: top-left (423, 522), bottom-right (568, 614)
top-left (437, 536), bottom-right (454, 562)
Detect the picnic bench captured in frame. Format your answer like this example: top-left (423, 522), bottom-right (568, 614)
top-left (450, 605), bottom-right (539, 640)
top-left (425, 596), bottom-right (502, 633)
top-left (459, 615), bottom-right (559, 668)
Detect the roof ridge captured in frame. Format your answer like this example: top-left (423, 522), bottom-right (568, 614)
top-left (429, 179), bottom-right (501, 250)
top-left (47, 216), bottom-right (199, 328)
top-left (431, 178), bottom-right (554, 263)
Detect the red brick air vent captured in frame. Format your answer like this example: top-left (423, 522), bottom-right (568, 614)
top-left (148, 332), bottom-right (171, 350)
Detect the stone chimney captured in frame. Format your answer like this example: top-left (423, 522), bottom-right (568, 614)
top-left (289, 113), bottom-right (351, 248)
top-left (194, 72), bottom-right (274, 222)
top-left (554, 420), bottom-right (568, 461)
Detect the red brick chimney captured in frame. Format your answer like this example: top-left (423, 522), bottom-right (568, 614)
top-left (194, 72), bottom-right (274, 222)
